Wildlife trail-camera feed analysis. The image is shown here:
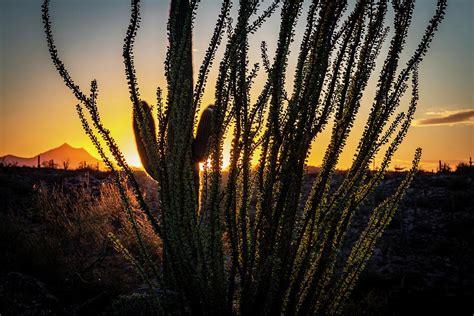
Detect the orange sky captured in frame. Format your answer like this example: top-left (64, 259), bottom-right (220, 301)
top-left (0, 1), bottom-right (472, 171)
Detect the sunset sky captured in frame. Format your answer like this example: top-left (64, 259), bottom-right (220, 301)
top-left (1, 0), bottom-right (472, 171)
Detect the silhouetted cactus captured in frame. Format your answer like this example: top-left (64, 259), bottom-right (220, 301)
top-left (134, 102), bottom-right (214, 180)
top-left (133, 100), bottom-right (158, 180)
top-left (42, 0), bottom-right (446, 314)
top-left (438, 160), bottom-right (452, 173)
top-left (62, 159), bottom-right (70, 170)
top-left (192, 105), bottom-right (215, 163)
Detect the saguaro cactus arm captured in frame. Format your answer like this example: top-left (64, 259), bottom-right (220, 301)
top-left (133, 100), bottom-right (159, 180)
top-left (192, 104), bottom-right (215, 163)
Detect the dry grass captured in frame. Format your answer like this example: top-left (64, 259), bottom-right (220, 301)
top-left (36, 181), bottom-right (161, 259)
top-left (0, 178), bottom-right (162, 305)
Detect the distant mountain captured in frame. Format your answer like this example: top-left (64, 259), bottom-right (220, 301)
top-left (0, 143), bottom-right (102, 170)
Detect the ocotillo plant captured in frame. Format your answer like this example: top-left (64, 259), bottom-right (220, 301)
top-left (42, 0), bottom-right (446, 314)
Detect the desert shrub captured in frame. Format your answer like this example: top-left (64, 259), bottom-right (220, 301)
top-left (1, 180), bottom-right (161, 304)
top-left (36, 183), bottom-right (160, 257)
top-left (35, 182), bottom-right (161, 287)
top-left (42, 0), bottom-right (446, 314)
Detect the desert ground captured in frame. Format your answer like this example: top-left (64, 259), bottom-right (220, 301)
top-left (0, 165), bottom-right (472, 315)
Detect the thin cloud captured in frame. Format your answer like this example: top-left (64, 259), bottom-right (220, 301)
top-left (415, 109), bottom-right (474, 126)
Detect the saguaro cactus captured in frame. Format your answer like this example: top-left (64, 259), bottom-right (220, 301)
top-left (43, 0), bottom-right (446, 314)
top-left (133, 100), bottom-right (158, 180)
top-left (134, 102), bottom-right (215, 180)
top-left (192, 105), bottom-right (215, 163)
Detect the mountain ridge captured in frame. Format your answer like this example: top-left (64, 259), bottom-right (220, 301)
top-left (0, 143), bottom-right (102, 169)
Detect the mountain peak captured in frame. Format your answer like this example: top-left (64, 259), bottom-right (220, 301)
top-left (1, 143), bottom-right (101, 169)
top-left (57, 143), bottom-right (83, 150)
top-left (58, 143), bottom-right (72, 149)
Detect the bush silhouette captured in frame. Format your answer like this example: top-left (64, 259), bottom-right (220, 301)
top-left (42, 0), bottom-right (446, 314)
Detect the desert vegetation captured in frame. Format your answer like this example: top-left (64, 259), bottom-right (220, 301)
top-left (1, 165), bottom-right (473, 314)
top-left (40, 0), bottom-right (448, 314)
top-left (0, 167), bottom-right (162, 314)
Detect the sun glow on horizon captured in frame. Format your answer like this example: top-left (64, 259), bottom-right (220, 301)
top-left (198, 154), bottom-right (231, 172)
top-left (125, 152), bottom-right (143, 169)
top-left (122, 142), bottom-right (143, 169)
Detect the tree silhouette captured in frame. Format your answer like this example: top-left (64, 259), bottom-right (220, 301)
top-left (42, 0), bottom-right (446, 314)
